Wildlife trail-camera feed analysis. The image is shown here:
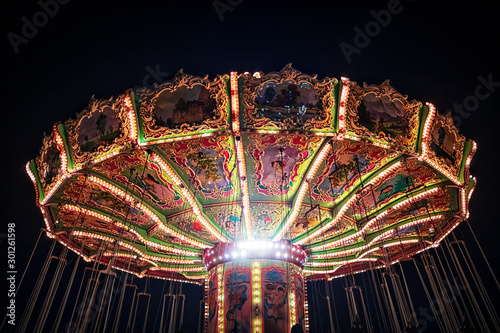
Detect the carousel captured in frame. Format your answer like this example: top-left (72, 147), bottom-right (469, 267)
top-left (23, 65), bottom-right (497, 333)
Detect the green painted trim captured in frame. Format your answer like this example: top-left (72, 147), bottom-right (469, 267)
top-left (29, 160), bottom-right (45, 204)
top-left (364, 211), bottom-right (447, 244)
top-left (131, 91), bottom-right (146, 144)
top-left (293, 155), bottom-right (404, 243)
top-left (86, 170), bottom-right (214, 247)
top-left (271, 138), bottom-right (331, 240)
top-left (358, 180), bottom-right (450, 221)
top-left (416, 104), bottom-right (429, 155)
top-left (149, 147), bottom-right (233, 241)
top-left (57, 123), bottom-right (75, 172)
top-left (458, 140), bottom-right (473, 184)
top-left (59, 204), bottom-right (204, 254)
top-left (333, 78), bottom-right (343, 133)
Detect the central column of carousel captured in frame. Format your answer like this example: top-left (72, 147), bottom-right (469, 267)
top-left (202, 241), bottom-right (309, 333)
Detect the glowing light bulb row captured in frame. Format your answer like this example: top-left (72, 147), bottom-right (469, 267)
top-left (432, 218), bottom-right (462, 247)
top-left (142, 271), bottom-right (204, 285)
top-left (63, 204), bottom-right (113, 223)
top-left (150, 153), bottom-right (228, 243)
top-left (297, 191), bottom-right (358, 245)
top-left (65, 204), bottom-right (201, 256)
top-left (202, 241), bottom-right (307, 271)
top-left (40, 206), bottom-right (54, 234)
top-left (90, 149), bottom-right (122, 167)
top-left (274, 142), bottom-right (331, 241)
top-left (420, 102), bottom-right (436, 160)
top-left (142, 132), bottom-right (215, 145)
top-left (217, 269), bottom-right (224, 333)
top-left (300, 160), bottom-right (403, 246)
top-left (308, 220), bottom-right (438, 266)
top-left (252, 261), bottom-right (262, 333)
top-left (289, 278), bottom-right (297, 328)
top-left (464, 141), bottom-right (477, 176)
top-left (235, 137), bottom-right (254, 240)
top-left (309, 257), bottom-right (378, 267)
top-left (53, 126), bottom-right (70, 175)
top-left (41, 175), bottom-right (68, 205)
top-left (149, 265), bottom-right (205, 273)
top-left (88, 175), bottom-right (211, 248)
top-left (310, 209), bottom-right (441, 254)
top-left (73, 225), bottom-right (201, 263)
top-left (419, 103), bottom-right (461, 185)
top-left (390, 186), bottom-right (440, 211)
top-left (230, 72), bottom-right (240, 132)
top-left (304, 277), bottom-right (309, 332)
top-left (26, 162), bottom-right (41, 202)
top-left (124, 93), bottom-right (138, 142)
top-left (337, 77), bottom-right (350, 139)
top-left (52, 233), bottom-right (91, 262)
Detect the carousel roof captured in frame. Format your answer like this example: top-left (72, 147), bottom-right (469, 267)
top-left (27, 64), bottom-right (476, 283)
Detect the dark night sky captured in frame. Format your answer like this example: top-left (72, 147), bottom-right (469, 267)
top-left (2, 1), bottom-right (500, 332)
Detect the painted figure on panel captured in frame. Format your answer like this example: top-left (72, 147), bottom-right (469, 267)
top-left (263, 269), bottom-right (288, 332)
top-left (225, 270), bottom-right (251, 333)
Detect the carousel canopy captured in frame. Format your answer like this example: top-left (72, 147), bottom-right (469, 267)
top-left (27, 64), bottom-right (476, 283)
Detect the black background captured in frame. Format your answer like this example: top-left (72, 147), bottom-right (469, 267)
top-left (2, 1), bottom-right (500, 332)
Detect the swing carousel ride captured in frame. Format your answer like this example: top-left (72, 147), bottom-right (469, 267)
top-left (27, 65), bottom-right (477, 332)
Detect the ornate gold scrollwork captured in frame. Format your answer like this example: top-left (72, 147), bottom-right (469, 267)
top-left (137, 70), bottom-right (230, 141)
top-left (242, 63), bottom-right (337, 131)
top-left (65, 95), bottom-right (130, 167)
top-left (345, 80), bottom-right (421, 151)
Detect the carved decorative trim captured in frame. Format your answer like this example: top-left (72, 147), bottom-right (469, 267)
top-left (426, 112), bottom-right (466, 179)
top-left (242, 64), bottom-right (337, 131)
top-left (345, 80), bottom-right (421, 151)
top-left (137, 71), bottom-right (230, 141)
top-left (65, 95), bottom-right (130, 167)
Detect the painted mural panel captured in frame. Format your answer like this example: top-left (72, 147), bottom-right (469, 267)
top-left (353, 161), bottom-right (439, 216)
top-left (60, 176), bottom-right (152, 226)
top-left (166, 212), bottom-right (219, 243)
top-left (247, 134), bottom-right (322, 197)
top-left (208, 273), bottom-right (219, 333)
top-left (224, 268), bottom-right (252, 333)
top-left (345, 80), bottom-right (420, 150)
top-left (294, 274), bottom-right (305, 329)
top-left (36, 133), bottom-right (61, 191)
top-left (152, 85), bottom-right (216, 128)
top-left (138, 72), bottom-right (230, 141)
top-left (242, 64), bottom-right (336, 131)
top-left (255, 81), bottom-right (321, 125)
top-left (159, 136), bottom-right (234, 200)
top-left (65, 97), bottom-right (130, 167)
top-left (251, 203), bottom-right (286, 238)
top-left (312, 141), bottom-right (389, 203)
top-left (428, 113), bottom-right (466, 179)
top-left (262, 267), bottom-right (289, 333)
top-left (204, 204), bottom-right (241, 238)
top-left (92, 151), bottom-right (184, 212)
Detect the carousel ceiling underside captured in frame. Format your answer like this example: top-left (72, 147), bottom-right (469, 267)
top-left (27, 65), bottom-right (476, 283)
